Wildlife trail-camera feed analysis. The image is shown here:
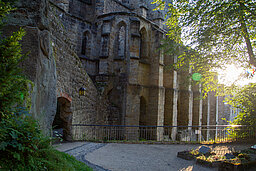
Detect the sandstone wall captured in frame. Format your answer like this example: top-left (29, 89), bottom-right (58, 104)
top-left (2, 0), bottom-right (227, 142)
top-left (104, 0), bottom-right (132, 14)
top-left (3, 0), bottom-right (57, 135)
top-left (3, 0), bottom-right (112, 139)
top-left (48, 1), bottom-right (111, 139)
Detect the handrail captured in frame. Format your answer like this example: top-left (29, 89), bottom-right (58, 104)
top-left (71, 124), bottom-right (249, 128)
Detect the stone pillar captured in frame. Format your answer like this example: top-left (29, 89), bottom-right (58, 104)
top-left (125, 85), bottom-right (140, 140)
top-left (187, 67), bottom-right (193, 141)
top-left (147, 30), bottom-right (165, 141)
top-left (198, 84), bottom-right (203, 141)
top-left (157, 87), bottom-right (165, 141)
top-left (215, 96), bottom-right (219, 138)
top-left (171, 56), bottom-right (178, 141)
top-left (207, 93), bottom-right (210, 141)
top-left (188, 66), bottom-right (193, 130)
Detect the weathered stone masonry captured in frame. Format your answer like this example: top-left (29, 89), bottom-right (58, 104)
top-left (4, 0), bottom-right (232, 141)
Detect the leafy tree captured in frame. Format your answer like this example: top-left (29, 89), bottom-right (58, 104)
top-left (0, 0), bottom-right (31, 119)
top-left (153, 0), bottom-right (256, 67)
top-left (224, 83), bottom-right (256, 138)
top-left (226, 83), bottom-right (256, 126)
top-left (153, 0), bottom-right (256, 98)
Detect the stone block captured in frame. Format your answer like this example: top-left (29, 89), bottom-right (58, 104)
top-left (199, 146), bottom-right (211, 154)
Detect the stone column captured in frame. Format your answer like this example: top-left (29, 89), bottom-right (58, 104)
top-left (157, 87), bottom-right (165, 141)
top-left (125, 85), bottom-right (140, 140)
top-left (147, 30), bottom-right (165, 141)
top-left (215, 96), bottom-right (219, 139)
top-left (207, 93), bottom-right (210, 141)
top-left (188, 66), bottom-right (193, 130)
top-left (198, 84), bottom-right (203, 141)
top-left (188, 66), bottom-right (193, 141)
top-left (171, 56), bottom-right (178, 141)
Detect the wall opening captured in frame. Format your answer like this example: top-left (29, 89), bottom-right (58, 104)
top-left (114, 22), bottom-right (126, 59)
top-left (52, 97), bottom-right (72, 141)
top-left (100, 35), bottom-right (109, 57)
top-left (81, 31), bottom-right (91, 57)
top-left (139, 28), bottom-right (148, 60)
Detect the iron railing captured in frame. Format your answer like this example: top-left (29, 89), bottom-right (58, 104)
top-left (71, 124), bottom-right (256, 143)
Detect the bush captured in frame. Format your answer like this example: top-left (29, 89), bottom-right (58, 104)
top-left (0, 113), bottom-right (50, 170)
top-left (0, 113), bottom-right (92, 170)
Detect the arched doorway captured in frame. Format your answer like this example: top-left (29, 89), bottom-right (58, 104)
top-left (52, 97), bottom-right (72, 141)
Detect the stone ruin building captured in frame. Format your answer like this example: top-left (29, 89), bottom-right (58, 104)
top-left (3, 0), bottom-right (233, 141)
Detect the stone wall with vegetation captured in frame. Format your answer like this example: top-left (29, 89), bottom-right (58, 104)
top-left (2, 0), bottom-right (57, 135)
top-left (2, 0), bottom-right (231, 141)
top-left (3, 0), bottom-right (112, 139)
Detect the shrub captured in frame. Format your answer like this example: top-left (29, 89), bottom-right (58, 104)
top-left (0, 113), bottom-right (92, 170)
top-left (0, 113), bottom-right (50, 170)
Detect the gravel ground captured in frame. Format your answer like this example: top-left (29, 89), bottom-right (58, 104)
top-left (55, 142), bottom-right (254, 171)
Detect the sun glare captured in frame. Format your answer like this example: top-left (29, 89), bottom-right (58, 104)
top-left (218, 64), bottom-right (256, 86)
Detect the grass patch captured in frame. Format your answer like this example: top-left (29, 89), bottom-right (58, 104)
top-left (0, 146), bottom-right (92, 171)
top-left (40, 148), bottom-right (92, 171)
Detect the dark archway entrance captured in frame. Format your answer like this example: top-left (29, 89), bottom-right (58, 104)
top-left (52, 97), bottom-right (72, 141)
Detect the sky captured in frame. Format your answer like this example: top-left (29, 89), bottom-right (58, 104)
top-left (217, 64), bottom-right (256, 86)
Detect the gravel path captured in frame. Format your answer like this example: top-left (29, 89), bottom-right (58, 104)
top-left (55, 142), bottom-right (253, 171)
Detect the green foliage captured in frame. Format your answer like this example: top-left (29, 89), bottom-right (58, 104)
top-left (0, 113), bottom-right (92, 170)
top-left (0, 0), bottom-right (31, 119)
top-left (225, 83), bottom-right (256, 128)
top-left (155, 0), bottom-right (256, 65)
top-left (154, 0), bottom-right (256, 96)
top-left (0, 113), bottom-right (50, 170)
top-left (221, 83), bottom-right (256, 139)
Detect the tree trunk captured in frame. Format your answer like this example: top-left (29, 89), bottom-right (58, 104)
top-left (239, 2), bottom-right (256, 67)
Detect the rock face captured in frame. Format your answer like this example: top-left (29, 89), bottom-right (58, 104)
top-left (199, 146), bottom-right (211, 154)
top-left (3, 0), bottom-right (231, 141)
top-left (3, 0), bottom-right (57, 135)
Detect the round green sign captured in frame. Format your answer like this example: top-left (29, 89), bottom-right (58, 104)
top-left (20, 92), bottom-right (24, 100)
top-left (192, 73), bottom-right (202, 81)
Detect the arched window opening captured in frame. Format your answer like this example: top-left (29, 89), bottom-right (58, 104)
top-left (139, 28), bottom-right (148, 59)
top-left (118, 26), bottom-right (126, 58)
top-left (114, 23), bottom-right (126, 59)
top-left (81, 31), bottom-right (91, 57)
